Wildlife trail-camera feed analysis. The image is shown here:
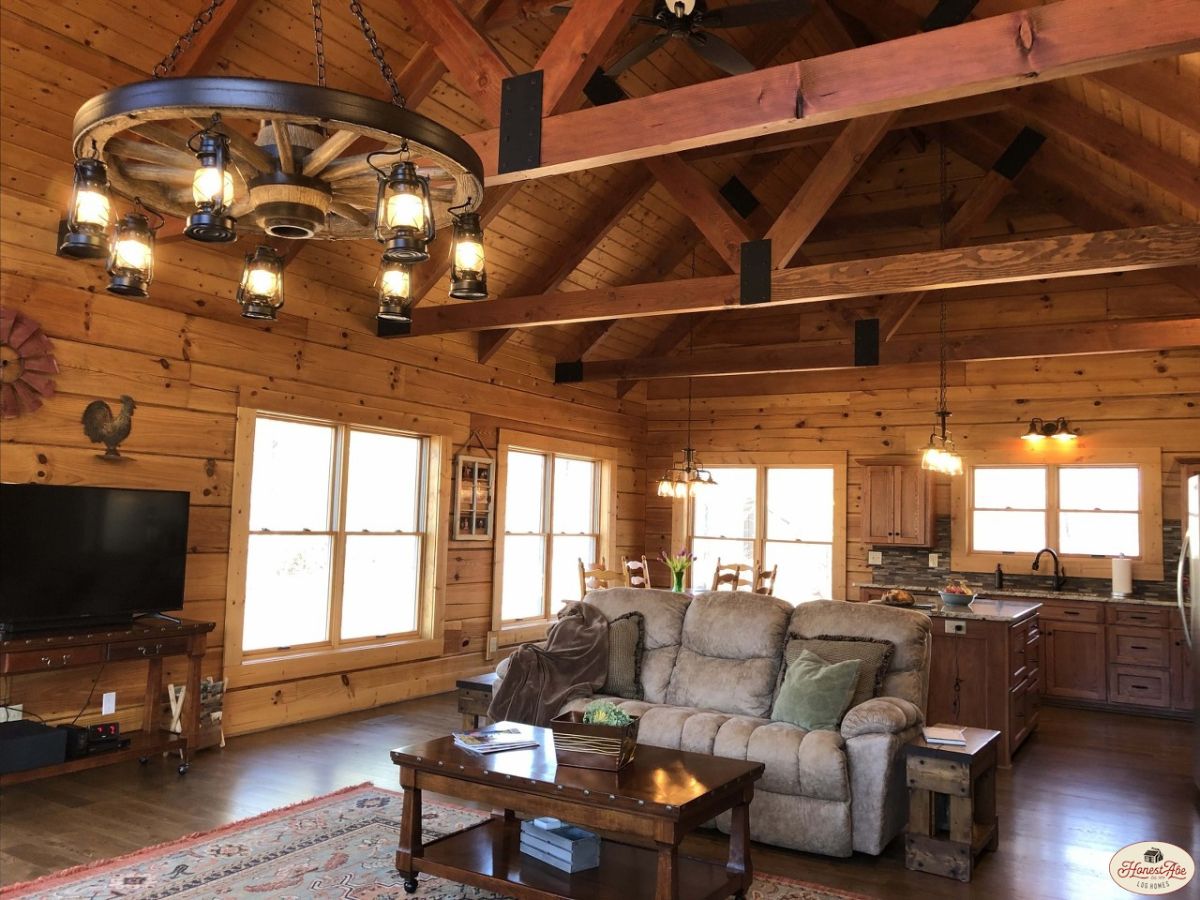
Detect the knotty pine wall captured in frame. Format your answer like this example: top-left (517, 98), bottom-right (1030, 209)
top-left (644, 273), bottom-right (1200, 598)
top-left (0, 227), bottom-right (646, 740)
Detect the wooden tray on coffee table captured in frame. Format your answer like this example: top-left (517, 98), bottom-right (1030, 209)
top-left (390, 721), bottom-right (764, 899)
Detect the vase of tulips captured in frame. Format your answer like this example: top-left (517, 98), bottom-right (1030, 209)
top-left (660, 547), bottom-right (695, 593)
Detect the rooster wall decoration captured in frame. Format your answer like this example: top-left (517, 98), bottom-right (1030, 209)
top-left (82, 395), bottom-right (137, 460)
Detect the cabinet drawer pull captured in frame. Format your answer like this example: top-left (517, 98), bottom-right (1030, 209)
top-left (1130, 645), bottom-right (1148, 651)
top-left (1063, 610), bottom-right (1080, 616)
top-left (1131, 684), bottom-right (1149, 690)
top-left (40, 656), bottom-right (52, 666)
top-left (62, 654), bottom-right (71, 664)
top-left (1129, 615), bottom-right (1148, 621)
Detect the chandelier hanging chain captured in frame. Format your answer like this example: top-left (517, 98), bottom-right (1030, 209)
top-left (936, 129), bottom-right (949, 435)
top-left (348, 0), bottom-right (406, 107)
top-left (312, 0), bottom-right (328, 88)
top-left (152, 0), bottom-right (226, 78)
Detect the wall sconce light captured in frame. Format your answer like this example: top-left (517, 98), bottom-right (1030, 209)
top-left (1021, 417), bottom-right (1079, 443)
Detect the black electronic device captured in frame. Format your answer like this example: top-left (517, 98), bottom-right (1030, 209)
top-left (0, 483), bottom-right (190, 633)
top-left (59, 722), bottom-right (123, 759)
top-left (0, 720), bottom-right (68, 774)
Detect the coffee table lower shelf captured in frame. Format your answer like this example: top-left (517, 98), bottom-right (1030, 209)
top-left (410, 817), bottom-right (741, 900)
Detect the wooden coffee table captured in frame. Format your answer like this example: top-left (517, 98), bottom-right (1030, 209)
top-left (390, 721), bottom-right (764, 899)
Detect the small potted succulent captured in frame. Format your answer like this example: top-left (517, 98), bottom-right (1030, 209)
top-left (939, 578), bottom-right (976, 606)
top-left (550, 699), bottom-right (640, 770)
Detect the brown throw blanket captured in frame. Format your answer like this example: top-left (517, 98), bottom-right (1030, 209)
top-left (488, 601), bottom-right (609, 726)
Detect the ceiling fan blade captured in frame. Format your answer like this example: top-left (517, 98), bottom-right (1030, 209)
top-left (704, 0), bottom-right (812, 28)
top-left (605, 32), bottom-right (670, 77)
top-left (687, 32), bottom-right (756, 75)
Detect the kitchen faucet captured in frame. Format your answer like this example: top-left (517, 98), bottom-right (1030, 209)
top-left (1031, 547), bottom-right (1066, 591)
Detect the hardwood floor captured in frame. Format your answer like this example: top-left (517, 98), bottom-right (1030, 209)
top-left (0, 697), bottom-right (1195, 898)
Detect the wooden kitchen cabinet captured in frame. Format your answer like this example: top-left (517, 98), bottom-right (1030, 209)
top-left (1041, 612), bottom-right (1107, 702)
top-left (860, 460), bottom-right (936, 547)
top-left (1171, 629), bottom-right (1194, 711)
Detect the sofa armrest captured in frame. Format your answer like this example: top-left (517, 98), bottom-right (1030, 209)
top-left (840, 696), bottom-right (922, 740)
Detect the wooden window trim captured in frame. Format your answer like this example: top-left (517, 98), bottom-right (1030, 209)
top-left (677, 451), bottom-right (848, 600)
top-left (223, 390), bottom-right (452, 689)
top-left (951, 448), bottom-right (1163, 581)
top-left (491, 429), bottom-right (618, 642)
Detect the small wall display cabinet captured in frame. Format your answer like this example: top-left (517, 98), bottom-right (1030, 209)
top-left (454, 454), bottom-right (494, 540)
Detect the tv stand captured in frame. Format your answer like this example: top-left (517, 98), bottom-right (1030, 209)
top-left (135, 612), bottom-right (183, 625)
top-left (0, 618), bottom-right (214, 786)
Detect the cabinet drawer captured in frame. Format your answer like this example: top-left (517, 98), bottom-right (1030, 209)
top-left (1107, 606), bottom-right (1169, 628)
top-left (1108, 665), bottom-right (1171, 708)
top-left (2, 643), bottom-right (105, 673)
top-left (1041, 601), bottom-right (1101, 624)
top-left (1009, 624), bottom-right (1029, 686)
top-left (1107, 627), bottom-right (1169, 668)
top-left (107, 636), bottom-right (190, 661)
top-left (1026, 629), bottom-right (1041, 670)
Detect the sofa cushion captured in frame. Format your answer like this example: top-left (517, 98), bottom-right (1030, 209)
top-left (584, 588), bottom-right (690, 703)
top-left (783, 635), bottom-right (894, 708)
top-left (771, 649), bottom-right (860, 731)
top-left (665, 591), bottom-right (792, 717)
top-left (788, 600), bottom-right (931, 708)
top-left (603, 611), bottom-right (644, 700)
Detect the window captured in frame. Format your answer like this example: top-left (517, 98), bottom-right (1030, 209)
top-left (242, 415), bottom-right (427, 651)
top-left (689, 461), bottom-right (844, 602)
top-left (224, 396), bottom-right (449, 687)
top-left (953, 449), bottom-right (1162, 580)
top-left (493, 431), bottom-right (616, 629)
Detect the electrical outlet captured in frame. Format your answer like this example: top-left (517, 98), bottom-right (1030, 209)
top-left (102, 692), bottom-right (117, 716)
top-left (0, 704), bottom-right (23, 723)
top-left (928, 553), bottom-right (939, 568)
top-left (944, 620), bottom-right (966, 635)
top-left (867, 550), bottom-right (883, 566)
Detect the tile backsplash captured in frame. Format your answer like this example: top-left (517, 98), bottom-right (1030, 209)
top-left (868, 516), bottom-right (1182, 601)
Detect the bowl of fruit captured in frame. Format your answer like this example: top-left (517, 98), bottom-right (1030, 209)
top-left (938, 579), bottom-right (976, 606)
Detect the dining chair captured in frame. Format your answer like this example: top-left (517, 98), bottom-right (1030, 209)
top-left (754, 563), bottom-right (778, 595)
top-left (578, 558), bottom-right (624, 599)
top-left (622, 555), bottom-right (652, 589)
top-left (711, 559), bottom-right (753, 591)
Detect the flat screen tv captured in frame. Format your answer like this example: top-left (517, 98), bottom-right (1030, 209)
top-left (0, 483), bottom-right (190, 633)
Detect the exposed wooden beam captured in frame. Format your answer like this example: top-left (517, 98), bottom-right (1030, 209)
top-left (565, 317), bottom-right (1200, 381)
top-left (766, 112), bottom-right (899, 267)
top-left (462, 0), bottom-right (1200, 183)
top-left (408, 1), bottom-right (517, 123)
top-left (476, 167), bottom-right (656, 362)
top-left (1090, 63), bottom-right (1200, 136)
top-left (170, 0), bottom-right (254, 76)
top-left (1010, 85), bottom-right (1200, 209)
top-left (535, 0), bottom-right (643, 114)
top-left (407, 226), bottom-right (1200, 334)
top-left (643, 155), bottom-right (756, 271)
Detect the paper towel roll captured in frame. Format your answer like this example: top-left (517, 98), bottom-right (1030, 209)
top-left (1111, 556), bottom-right (1133, 598)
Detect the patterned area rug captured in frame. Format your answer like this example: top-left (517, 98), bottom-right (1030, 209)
top-left (2, 783), bottom-right (871, 899)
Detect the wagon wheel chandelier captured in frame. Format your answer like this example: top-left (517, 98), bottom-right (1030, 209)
top-left (58, 0), bottom-right (488, 323)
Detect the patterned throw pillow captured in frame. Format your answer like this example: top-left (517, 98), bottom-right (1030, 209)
top-left (782, 635), bottom-right (895, 709)
top-left (770, 649), bottom-right (860, 731)
top-left (603, 611), bottom-right (645, 700)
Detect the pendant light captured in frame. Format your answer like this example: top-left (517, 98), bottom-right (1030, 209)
top-left (376, 257), bottom-right (414, 322)
top-left (920, 132), bottom-right (963, 477)
top-left (185, 115), bottom-right (236, 243)
top-left (58, 152), bottom-right (112, 259)
top-left (237, 245), bottom-right (285, 320)
top-left (449, 210), bottom-right (487, 300)
top-left (105, 203), bottom-right (160, 297)
top-left (656, 255), bottom-right (717, 499)
top-left (373, 150), bottom-right (435, 263)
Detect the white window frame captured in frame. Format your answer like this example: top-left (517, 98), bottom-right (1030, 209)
top-left (223, 392), bottom-right (451, 689)
top-left (951, 448), bottom-right (1163, 581)
top-left (678, 451), bottom-right (848, 600)
top-left (491, 430), bottom-right (617, 644)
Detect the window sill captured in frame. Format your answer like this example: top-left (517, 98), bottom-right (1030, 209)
top-left (226, 636), bottom-right (443, 689)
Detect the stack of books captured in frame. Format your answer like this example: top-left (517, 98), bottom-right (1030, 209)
top-left (451, 726), bottom-right (539, 754)
top-left (923, 725), bottom-right (967, 746)
top-left (519, 817), bottom-right (600, 873)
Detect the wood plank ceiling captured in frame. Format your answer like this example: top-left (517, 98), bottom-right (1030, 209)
top-left (5, 0), bottom-right (1198, 390)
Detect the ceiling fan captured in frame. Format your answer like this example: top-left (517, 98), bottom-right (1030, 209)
top-left (594, 0), bottom-right (813, 77)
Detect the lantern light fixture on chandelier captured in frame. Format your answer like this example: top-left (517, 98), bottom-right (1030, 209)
top-left (57, 0), bottom-right (488, 322)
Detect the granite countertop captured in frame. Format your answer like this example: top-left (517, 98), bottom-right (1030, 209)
top-left (857, 582), bottom-right (1182, 609)
top-left (924, 596), bottom-right (1042, 622)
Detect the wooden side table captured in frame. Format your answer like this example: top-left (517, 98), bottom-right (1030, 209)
top-left (904, 726), bottom-right (1000, 882)
top-left (456, 672), bottom-right (497, 730)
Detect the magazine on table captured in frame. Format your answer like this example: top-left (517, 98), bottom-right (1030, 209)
top-left (923, 724), bottom-right (967, 746)
top-left (452, 726), bottom-right (539, 754)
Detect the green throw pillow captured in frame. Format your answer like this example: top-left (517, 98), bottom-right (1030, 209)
top-left (770, 649), bottom-right (860, 731)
